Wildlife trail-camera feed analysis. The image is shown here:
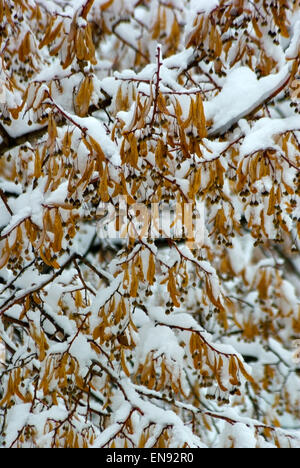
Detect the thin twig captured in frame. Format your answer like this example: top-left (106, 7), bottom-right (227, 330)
top-left (112, 19), bottom-right (148, 62)
top-left (150, 45), bottom-right (163, 127)
top-left (0, 189), bottom-right (13, 216)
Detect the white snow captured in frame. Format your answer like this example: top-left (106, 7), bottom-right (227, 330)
top-left (44, 181), bottom-right (69, 206)
top-left (286, 19), bottom-right (300, 59)
top-left (135, 321), bottom-right (184, 368)
top-left (240, 115), bottom-right (300, 156)
top-left (217, 422), bottom-right (257, 448)
top-left (120, 378), bottom-right (206, 448)
top-left (189, 0), bottom-right (219, 13)
top-left (5, 403), bottom-right (31, 447)
top-left (228, 234), bottom-right (253, 275)
top-left (66, 114), bottom-right (121, 167)
top-left (1, 182), bottom-right (46, 235)
top-left (205, 65), bottom-right (290, 136)
top-left (68, 333), bottom-right (95, 376)
top-left (91, 276), bottom-right (122, 314)
top-left (33, 60), bottom-right (72, 83)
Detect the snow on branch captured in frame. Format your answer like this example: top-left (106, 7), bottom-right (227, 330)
top-left (0, 0), bottom-right (300, 449)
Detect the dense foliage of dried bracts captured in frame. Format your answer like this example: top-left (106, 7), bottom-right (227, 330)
top-left (0, 0), bottom-right (300, 448)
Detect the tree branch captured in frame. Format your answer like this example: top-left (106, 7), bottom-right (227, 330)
top-left (0, 124), bottom-right (50, 157)
top-left (208, 70), bottom-right (292, 137)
